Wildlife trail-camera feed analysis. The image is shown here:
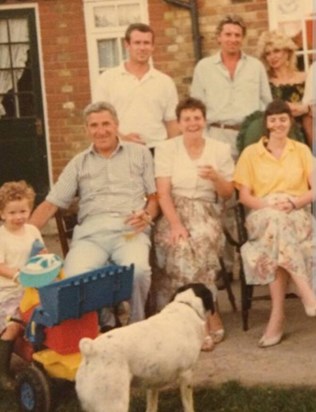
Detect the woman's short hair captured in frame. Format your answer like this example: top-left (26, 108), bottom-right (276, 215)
top-left (257, 30), bottom-right (298, 75)
top-left (83, 101), bottom-right (118, 124)
top-left (264, 99), bottom-right (293, 123)
top-left (216, 14), bottom-right (247, 37)
top-left (175, 97), bottom-right (207, 120)
top-left (0, 180), bottom-right (35, 212)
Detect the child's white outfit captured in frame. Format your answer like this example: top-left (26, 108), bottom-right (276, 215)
top-left (0, 224), bottom-right (44, 333)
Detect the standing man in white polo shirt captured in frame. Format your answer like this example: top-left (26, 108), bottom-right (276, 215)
top-left (94, 23), bottom-right (179, 151)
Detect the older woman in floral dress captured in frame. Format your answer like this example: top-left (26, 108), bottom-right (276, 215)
top-left (154, 97), bottom-right (234, 350)
top-left (234, 100), bottom-right (316, 348)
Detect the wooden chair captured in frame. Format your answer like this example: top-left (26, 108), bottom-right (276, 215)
top-left (233, 112), bottom-right (307, 330)
top-left (55, 208), bottom-right (77, 257)
top-left (218, 257), bottom-right (237, 312)
top-left (55, 207), bottom-right (237, 317)
top-left (55, 207), bottom-right (156, 323)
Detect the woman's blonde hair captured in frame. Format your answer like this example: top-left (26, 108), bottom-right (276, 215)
top-left (257, 30), bottom-right (298, 76)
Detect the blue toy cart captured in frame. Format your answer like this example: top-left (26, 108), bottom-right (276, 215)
top-left (16, 263), bottom-right (134, 412)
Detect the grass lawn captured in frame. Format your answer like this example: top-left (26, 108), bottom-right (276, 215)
top-left (1, 380), bottom-right (316, 412)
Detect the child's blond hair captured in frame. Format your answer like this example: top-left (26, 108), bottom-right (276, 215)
top-left (0, 180), bottom-right (36, 213)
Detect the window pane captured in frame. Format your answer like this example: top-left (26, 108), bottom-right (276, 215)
top-left (118, 4), bottom-right (141, 26)
top-left (1, 90), bottom-right (15, 118)
top-left (0, 46), bottom-right (10, 68)
top-left (94, 6), bottom-right (118, 28)
top-left (17, 65), bottom-right (33, 92)
top-left (19, 92), bottom-right (34, 117)
top-left (0, 20), bottom-right (8, 42)
top-left (11, 45), bottom-right (29, 69)
top-left (121, 38), bottom-right (127, 60)
top-left (98, 39), bottom-right (119, 68)
top-left (8, 19), bottom-right (29, 42)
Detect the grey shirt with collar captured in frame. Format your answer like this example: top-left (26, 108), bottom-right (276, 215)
top-left (191, 51), bottom-right (272, 126)
top-left (47, 141), bottom-right (156, 224)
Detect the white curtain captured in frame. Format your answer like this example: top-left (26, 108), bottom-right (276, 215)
top-left (0, 18), bottom-right (29, 116)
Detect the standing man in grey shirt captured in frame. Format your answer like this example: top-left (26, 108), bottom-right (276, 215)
top-left (191, 14), bottom-right (272, 279)
top-left (30, 101), bottom-right (159, 323)
top-left (191, 14), bottom-right (272, 160)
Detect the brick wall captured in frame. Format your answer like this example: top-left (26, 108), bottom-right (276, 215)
top-left (38, 0), bottom-right (91, 180)
top-left (149, 0), bottom-right (269, 97)
top-left (3, 0), bottom-right (269, 182)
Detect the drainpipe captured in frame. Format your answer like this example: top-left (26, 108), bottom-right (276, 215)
top-left (162, 0), bottom-right (202, 62)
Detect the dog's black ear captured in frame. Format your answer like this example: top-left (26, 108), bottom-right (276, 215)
top-left (173, 283), bottom-right (215, 314)
top-left (193, 284), bottom-right (215, 314)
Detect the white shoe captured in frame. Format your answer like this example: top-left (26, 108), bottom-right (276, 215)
top-left (304, 304), bottom-right (316, 317)
top-left (258, 333), bottom-right (283, 348)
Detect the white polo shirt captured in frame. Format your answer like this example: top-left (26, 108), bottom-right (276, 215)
top-left (94, 64), bottom-right (178, 148)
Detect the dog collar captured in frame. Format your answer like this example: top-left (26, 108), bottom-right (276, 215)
top-left (177, 300), bottom-right (205, 320)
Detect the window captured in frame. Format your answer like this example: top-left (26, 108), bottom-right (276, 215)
top-left (267, 0), bottom-right (315, 71)
top-left (83, 0), bottom-right (149, 98)
top-left (0, 17), bottom-right (34, 118)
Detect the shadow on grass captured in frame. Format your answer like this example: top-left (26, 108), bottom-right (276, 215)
top-left (1, 381), bottom-right (316, 411)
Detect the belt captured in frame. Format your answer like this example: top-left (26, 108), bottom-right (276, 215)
top-left (209, 122), bottom-right (241, 131)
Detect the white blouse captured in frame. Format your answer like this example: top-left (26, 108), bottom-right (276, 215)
top-left (155, 135), bottom-right (234, 202)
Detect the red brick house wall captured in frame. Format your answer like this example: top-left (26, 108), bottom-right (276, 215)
top-left (2, 0), bottom-right (269, 181)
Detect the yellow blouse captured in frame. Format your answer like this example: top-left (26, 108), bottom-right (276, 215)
top-left (234, 138), bottom-right (313, 198)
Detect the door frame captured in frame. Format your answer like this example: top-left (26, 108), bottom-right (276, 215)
top-left (0, 2), bottom-right (53, 189)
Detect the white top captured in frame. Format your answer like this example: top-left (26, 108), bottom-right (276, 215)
top-left (303, 61), bottom-right (316, 105)
top-left (0, 224), bottom-right (44, 294)
top-left (191, 52), bottom-right (272, 125)
top-left (94, 64), bottom-right (178, 148)
top-left (155, 135), bottom-right (234, 201)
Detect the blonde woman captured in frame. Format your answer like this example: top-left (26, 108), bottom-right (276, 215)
top-left (257, 30), bottom-right (311, 146)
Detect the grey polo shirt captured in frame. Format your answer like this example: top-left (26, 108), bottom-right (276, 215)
top-left (47, 141), bottom-right (156, 224)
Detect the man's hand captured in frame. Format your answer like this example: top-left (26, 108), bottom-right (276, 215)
top-left (124, 210), bottom-right (153, 233)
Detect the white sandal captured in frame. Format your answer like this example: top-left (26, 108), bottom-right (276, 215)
top-left (210, 329), bottom-right (225, 344)
top-left (201, 335), bottom-right (215, 352)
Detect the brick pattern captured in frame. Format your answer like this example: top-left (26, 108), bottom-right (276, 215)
top-left (38, 0), bottom-right (91, 180)
top-left (149, 0), bottom-right (269, 97)
top-left (3, 0), bottom-right (269, 181)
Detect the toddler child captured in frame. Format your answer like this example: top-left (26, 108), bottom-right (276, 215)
top-left (0, 180), bottom-right (45, 390)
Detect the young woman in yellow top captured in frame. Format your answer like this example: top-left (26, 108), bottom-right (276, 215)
top-left (234, 100), bottom-right (315, 348)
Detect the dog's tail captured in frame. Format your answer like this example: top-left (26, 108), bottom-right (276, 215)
top-left (79, 338), bottom-right (94, 356)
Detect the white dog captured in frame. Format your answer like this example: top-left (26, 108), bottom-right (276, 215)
top-left (75, 283), bottom-right (214, 412)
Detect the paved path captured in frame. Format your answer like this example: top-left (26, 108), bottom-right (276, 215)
top-left (44, 233), bottom-right (316, 388)
top-left (194, 282), bottom-right (316, 387)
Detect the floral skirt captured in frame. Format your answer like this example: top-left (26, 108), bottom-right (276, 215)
top-left (153, 195), bottom-right (224, 309)
top-left (241, 193), bottom-right (315, 286)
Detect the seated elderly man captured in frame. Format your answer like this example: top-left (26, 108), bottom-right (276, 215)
top-left (30, 101), bottom-right (159, 323)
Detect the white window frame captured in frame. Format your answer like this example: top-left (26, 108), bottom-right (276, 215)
top-left (83, 0), bottom-right (149, 99)
top-left (267, 0), bottom-right (315, 72)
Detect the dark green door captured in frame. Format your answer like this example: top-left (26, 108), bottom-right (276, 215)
top-left (0, 8), bottom-right (49, 203)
